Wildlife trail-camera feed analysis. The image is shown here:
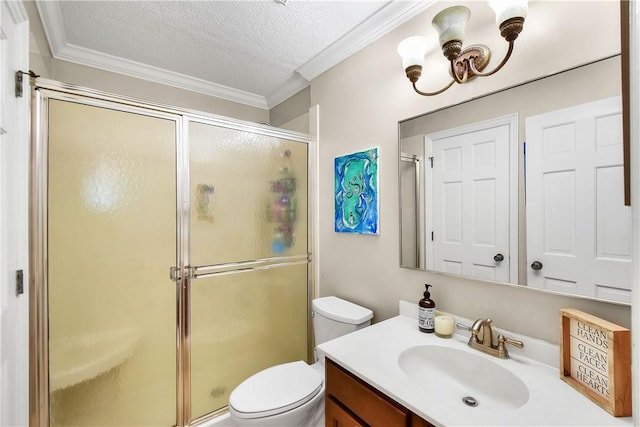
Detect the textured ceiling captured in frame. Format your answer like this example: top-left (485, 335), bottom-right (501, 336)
top-left (36, 0), bottom-right (435, 109)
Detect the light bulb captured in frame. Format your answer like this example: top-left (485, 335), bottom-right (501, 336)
top-left (397, 36), bottom-right (428, 70)
top-left (431, 6), bottom-right (471, 47)
top-left (488, 0), bottom-right (528, 26)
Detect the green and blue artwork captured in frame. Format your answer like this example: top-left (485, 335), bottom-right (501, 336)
top-left (334, 148), bottom-right (379, 235)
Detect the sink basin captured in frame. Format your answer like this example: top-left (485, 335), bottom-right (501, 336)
top-left (398, 345), bottom-right (529, 410)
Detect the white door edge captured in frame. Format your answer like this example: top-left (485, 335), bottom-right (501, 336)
top-left (1, 0), bottom-right (30, 425)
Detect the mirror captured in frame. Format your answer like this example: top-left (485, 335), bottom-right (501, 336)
top-left (399, 55), bottom-right (631, 304)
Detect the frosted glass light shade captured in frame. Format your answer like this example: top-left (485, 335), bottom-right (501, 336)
top-left (431, 6), bottom-right (470, 46)
top-left (397, 36), bottom-right (429, 70)
top-left (488, 0), bottom-right (528, 26)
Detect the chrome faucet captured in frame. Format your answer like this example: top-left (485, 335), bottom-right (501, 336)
top-left (457, 318), bottom-right (524, 359)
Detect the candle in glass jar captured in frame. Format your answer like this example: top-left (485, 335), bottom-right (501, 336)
top-left (434, 315), bottom-right (455, 338)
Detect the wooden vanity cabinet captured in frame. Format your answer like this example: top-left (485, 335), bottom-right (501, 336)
top-left (325, 358), bottom-right (435, 427)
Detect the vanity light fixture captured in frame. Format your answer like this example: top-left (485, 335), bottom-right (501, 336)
top-left (397, 0), bottom-right (528, 96)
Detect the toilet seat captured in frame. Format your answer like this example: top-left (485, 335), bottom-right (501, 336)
top-left (229, 361), bottom-right (323, 419)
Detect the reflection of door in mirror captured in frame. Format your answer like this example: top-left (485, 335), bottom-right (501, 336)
top-left (425, 115), bottom-right (518, 283)
top-left (526, 96), bottom-right (631, 304)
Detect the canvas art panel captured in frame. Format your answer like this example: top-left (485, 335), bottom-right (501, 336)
top-left (334, 148), bottom-right (379, 235)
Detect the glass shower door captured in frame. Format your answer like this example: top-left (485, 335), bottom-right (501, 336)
top-left (188, 121), bottom-right (310, 420)
top-left (47, 99), bottom-right (178, 426)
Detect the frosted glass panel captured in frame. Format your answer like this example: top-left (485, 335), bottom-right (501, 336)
top-left (190, 265), bottom-right (308, 419)
top-left (47, 100), bottom-right (177, 426)
top-left (189, 122), bottom-right (308, 265)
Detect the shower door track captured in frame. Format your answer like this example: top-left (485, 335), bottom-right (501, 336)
top-left (29, 79), bottom-right (316, 427)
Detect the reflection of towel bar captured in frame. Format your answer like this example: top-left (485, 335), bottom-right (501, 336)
top-left (400, 154), bottom-right (422, 268)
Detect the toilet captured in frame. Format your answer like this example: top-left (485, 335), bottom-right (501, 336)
top-left (228, 296), bottom-right (373, 427)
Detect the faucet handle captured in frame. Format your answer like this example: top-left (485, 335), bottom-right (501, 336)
top-left (499, 334), bottom-right (524, 348)
top-left (496, 334), bottom-right (524, 358)
top-left (456, 322), bottom-right (472, 331)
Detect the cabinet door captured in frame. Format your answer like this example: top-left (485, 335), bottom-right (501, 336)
top-left (326, 359), bottom-right (408, 427)
top-left (325, 359), bottom-right (436, 427)
top-left (411, 413), bottom-right (435, 427)
top-left (326, 397), bottom-right (367, 427)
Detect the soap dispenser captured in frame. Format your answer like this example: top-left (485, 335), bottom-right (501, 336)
top-left (418, 284), bottom-right (436, 333)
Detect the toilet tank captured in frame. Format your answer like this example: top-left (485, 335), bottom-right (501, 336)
top-left (312, 297), bottom-right (373, 345)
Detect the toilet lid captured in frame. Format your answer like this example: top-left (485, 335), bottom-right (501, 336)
top-left (312, 296), bottom-right (373, 324)
top-left (229, 361), bottom-right (323, 419)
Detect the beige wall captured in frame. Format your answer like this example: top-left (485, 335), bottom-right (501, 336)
top-left (278, 112), bottom-right (310, 134)
top-left (268, 86), bottom-right (311, 134)
top-left (270, 86), bottom-right (311, 128)
top-left (311, 1), bottom-right (630, 344)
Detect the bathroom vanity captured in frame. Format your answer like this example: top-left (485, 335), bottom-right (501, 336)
top-left (326, 357), bottom-right (433, 427)
top-left (318, 301), bottom-right (633, 427)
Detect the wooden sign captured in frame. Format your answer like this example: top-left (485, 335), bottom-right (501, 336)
top-left (560, 308), bottom-right (631, 417)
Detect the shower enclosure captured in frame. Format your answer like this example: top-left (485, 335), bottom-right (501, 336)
top-left (29, 80), bottom-right (313, 426)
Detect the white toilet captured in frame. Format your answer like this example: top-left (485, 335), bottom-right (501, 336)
top-left (228, 296), bottom-right (373, 427)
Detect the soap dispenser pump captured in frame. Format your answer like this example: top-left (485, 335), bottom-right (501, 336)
top-left (418, 284), bottom-right (436, 333)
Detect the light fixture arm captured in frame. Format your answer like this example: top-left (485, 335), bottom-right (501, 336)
top-left (450, 58), bottom-right (470, 84)
top-left (468, 40), bottom-right (514, 77)
top-left (412, 79), bottom-right (456, 96)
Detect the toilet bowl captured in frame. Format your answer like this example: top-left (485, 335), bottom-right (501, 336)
top-left (229, 361), bottom-right (325, 427)
top-left (228, 296), bottom-right (373, 427)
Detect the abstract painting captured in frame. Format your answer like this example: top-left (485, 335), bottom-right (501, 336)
top-left (334, 148), bottom-right (379, 234)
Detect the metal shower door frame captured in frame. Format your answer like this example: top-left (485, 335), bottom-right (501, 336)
top-left (29, 79), bottom-right (315, 427)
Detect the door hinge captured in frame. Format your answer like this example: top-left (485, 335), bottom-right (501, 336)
top-left (170, 266), bottom-right (193, 281)
top-left (431, 231), bottom-right (434, 241)
top-left (429, 156), bottom-right (434, 168)
top-left (16, 270), bottom-right (24, 295)
top-left (15, 70), bottom-right (40, 98)
top-left (15, 71), bottom-right (23, 98)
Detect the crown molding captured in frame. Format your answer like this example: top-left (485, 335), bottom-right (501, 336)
top-left (6, 0), bottom-right (28, 24)
top-left (35, 1), bottom-right (67, 54)
top-left (265, 73), bottom-right (310, 109)
top-left (35, 1), bottom-right (268, 109)
top-left (34, 0), bottom-right (435, 110)
top-left (54, 43), bottom-right (269, 109)
top-left (296, 0), bottom-right (437, 81)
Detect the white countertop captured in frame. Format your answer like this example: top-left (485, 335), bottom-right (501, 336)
top-left (317, 305), bottom-right (633, 427)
